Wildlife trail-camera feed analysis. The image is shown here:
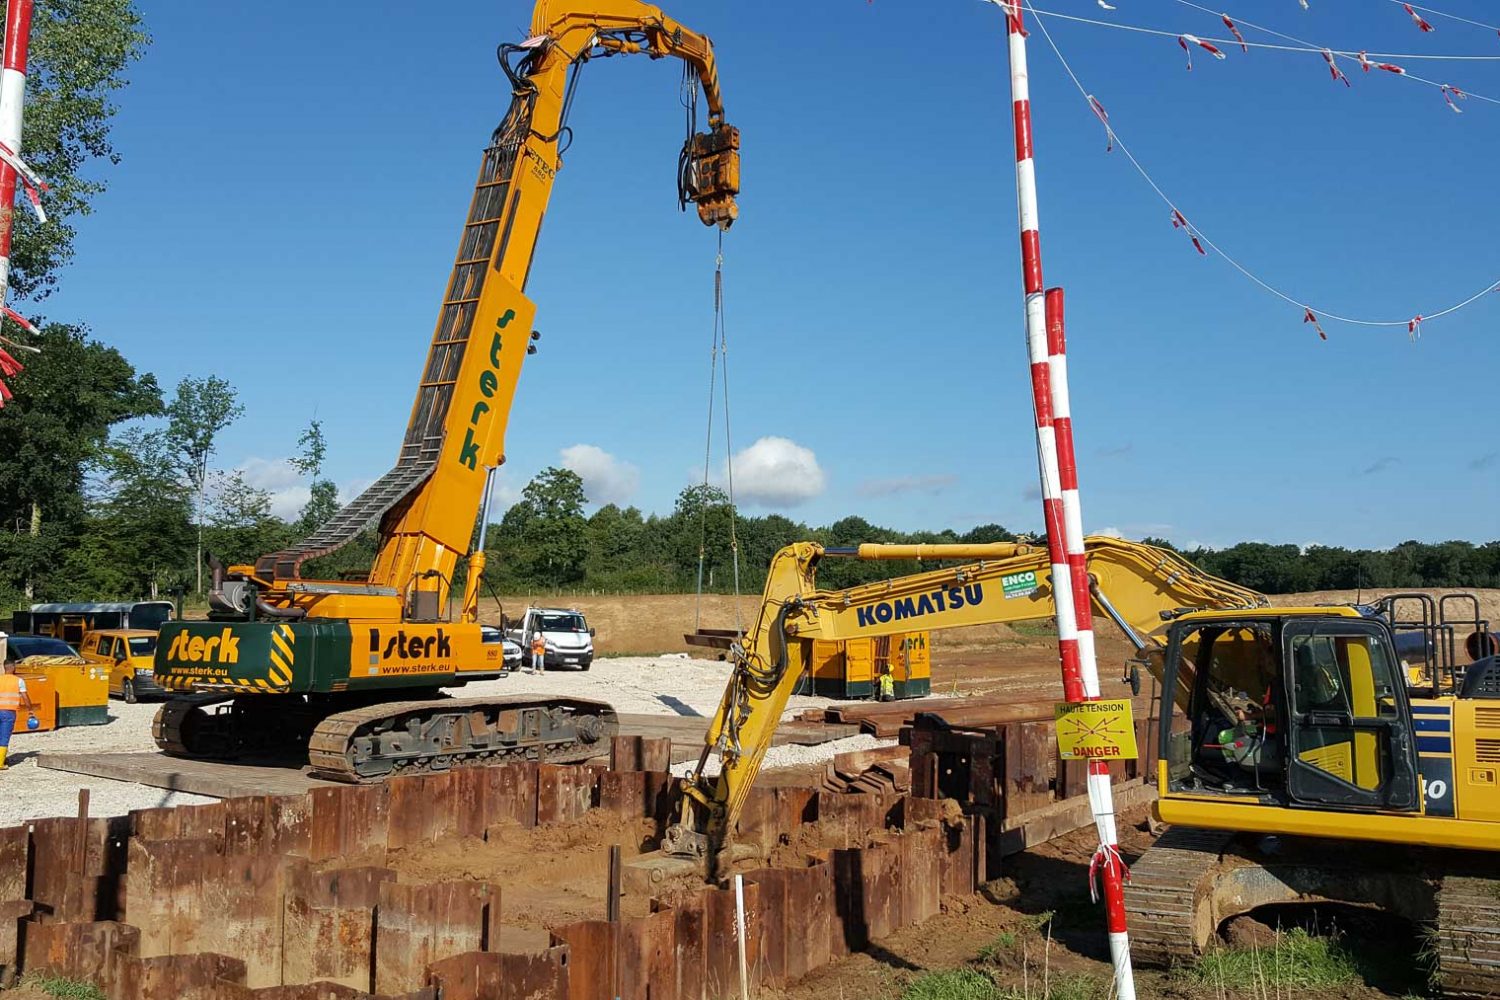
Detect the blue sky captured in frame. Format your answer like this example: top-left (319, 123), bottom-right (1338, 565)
top-left (36, 0), bottom-right (1500, 549)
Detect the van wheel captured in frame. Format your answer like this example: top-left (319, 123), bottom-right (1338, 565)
top-left (123, 679), bottom-right (138, 705)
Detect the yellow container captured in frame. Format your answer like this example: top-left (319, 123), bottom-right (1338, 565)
top-left (800, 631), bottom-right (930, 699)
top-left (11, 673), bottom-right (57, 733)
top-left (19, 657), bottom-right (109, 727)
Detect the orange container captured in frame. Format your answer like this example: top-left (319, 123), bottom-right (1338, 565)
top-left (11, 673), bottom-right (58, 734)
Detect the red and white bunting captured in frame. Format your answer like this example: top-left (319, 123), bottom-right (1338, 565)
top-left (1303, 308), bottom-right (1328, 341)
top-left (1403, 3), bottom-right (1435, 32)
top-left (1322, 49), bottom-right (1351, 87)
top-left (1178, 34), bottom-right (1225, 71)
top-left (1087, 94), bottom-right (1114, 152)
top-left (1409, 314), bottom-right (1424, 339)
top-left (1441, 83), bottom-right (1466, 112)
top-left (1222, 15), bottom-right (1248, 53)
top-left (1171, 209), bottom-right (1207, 255)
top-left (0, 139), bottom-right (43, 222)
top-left (1358, 51), bottom-right (1408, 75)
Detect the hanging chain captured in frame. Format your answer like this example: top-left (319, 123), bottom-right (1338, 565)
top-left (694, 234), bottom-right (721, 632)
top-left (715, 229), bottom-right (744, 635)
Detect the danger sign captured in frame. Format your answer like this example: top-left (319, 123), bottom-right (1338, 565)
top-left (1054, 699), bottom-right (1138, 760)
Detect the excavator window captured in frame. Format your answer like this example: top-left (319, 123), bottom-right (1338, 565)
top-left (1166, 622), bottom-right (1285, 798)
top-left (1282, 620), bottom-right (1419, 811)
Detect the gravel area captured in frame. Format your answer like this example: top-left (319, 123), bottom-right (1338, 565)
top-left (0, 655), bottom-right (860, 826)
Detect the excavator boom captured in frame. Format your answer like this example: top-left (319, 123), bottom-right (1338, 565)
top-left (663, 535), bottom-right (1267, 858)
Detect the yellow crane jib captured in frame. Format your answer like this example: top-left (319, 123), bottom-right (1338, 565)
top-left (154, 0), bottom-right (737, 782)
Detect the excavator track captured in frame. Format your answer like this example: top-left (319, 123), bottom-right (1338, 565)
top-left (152, 695), bottom-right (239, 758)
top-left (1435, 870), bottom-right (1500, 998)
top-left (1125, 826), bottom-right (1236, 968)
top-left (306, 695), bottom-right (618, 783)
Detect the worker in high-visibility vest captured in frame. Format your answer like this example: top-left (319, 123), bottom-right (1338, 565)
top-left (878, 665), bottom-right (896, 703)
top-left (0, 656), bottom-right (35, 770)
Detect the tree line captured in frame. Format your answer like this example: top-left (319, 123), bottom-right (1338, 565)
top-left (482, 468), bottom-right (1500, 596)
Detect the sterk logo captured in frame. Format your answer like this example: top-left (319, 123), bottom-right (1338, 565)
top-left (166, 627), bottom-right (241, 664)
top-left (855, 584), bottom-right (984, 628)
top-left (458, 307), bottom-right (516, 470)
top-left (370, 629), bottom-right (453, 660)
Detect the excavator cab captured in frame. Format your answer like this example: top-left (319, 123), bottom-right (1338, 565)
top-left (1160, 611), bottom-right (1421, 813)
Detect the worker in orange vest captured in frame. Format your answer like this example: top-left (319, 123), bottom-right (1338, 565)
top-left (0, 655), bottom-right (36, 770)
top-left (529, 631), bottom-right (547, 675)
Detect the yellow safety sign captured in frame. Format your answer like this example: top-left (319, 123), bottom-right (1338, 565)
top-left (1054, 699), bottom-right (1138, 761)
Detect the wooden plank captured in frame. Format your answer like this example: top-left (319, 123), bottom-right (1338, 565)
top-left (995, 778), bottom-right (1156, 856)
top-left (37, 752), bottom-right (322, 798)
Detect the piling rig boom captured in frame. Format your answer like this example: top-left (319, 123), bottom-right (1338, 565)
top-left (663, 535), bottom-right (1267, 859)
top-left (152, 1), bottom-right (739, 780)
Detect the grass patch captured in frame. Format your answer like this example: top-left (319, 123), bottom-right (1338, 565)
top-left (978, 911), bottom-right (1055, 962)
top-left (1009, 620), bottom-right (1058, 638)
top-left (1000, 974), bottom-right (1111, 1000)
top-left (1183, 928), bottom-right (1359, 991)
top-left (19, 975), bottom-right (107, 1000)
top-left (901, 968), bottom-right (1001, 1000)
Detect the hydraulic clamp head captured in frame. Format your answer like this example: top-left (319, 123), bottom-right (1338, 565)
top-left (681, 123), bottom-right (740, 229)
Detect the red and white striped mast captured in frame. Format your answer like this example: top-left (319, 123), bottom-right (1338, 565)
top-left (0, 0), bottom-right (34, 312)
top-left (998, 2), bottom-right (1136, 996)
top-left (0, 0), bottom-right (42, 409)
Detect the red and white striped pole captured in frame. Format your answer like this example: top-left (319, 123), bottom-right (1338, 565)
top-left (1000, 3), bottom-right (1136, 996)
top-left (0, 0), bottom-right (34, 317)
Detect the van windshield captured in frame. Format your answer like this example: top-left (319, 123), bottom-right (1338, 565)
top-left (128, 636), bottom-right (158, 656)
top-left (539, 614), bottom-right (586, 632)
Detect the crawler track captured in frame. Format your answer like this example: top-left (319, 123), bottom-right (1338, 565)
top-left (1124, 826), bottom-right (1234, 968)
top-left (306, 695), bottom-right (618, 783)
top-left (1435, 871), bottom-right (1500, 997)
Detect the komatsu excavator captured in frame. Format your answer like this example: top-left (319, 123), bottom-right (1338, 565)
top-left (667, 536), bottom-right (1500, 996)
top-left (150, 0), bottom-right (739, 781)
top-left (662, 534), bottom-right (1266, 857)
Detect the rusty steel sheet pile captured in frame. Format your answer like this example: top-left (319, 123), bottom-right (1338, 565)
top-left (0, 736), bottom-right (984, 999)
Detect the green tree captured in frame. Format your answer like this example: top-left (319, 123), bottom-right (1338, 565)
top-left (289, 418), bottom-right (339, 535)
top-left (165, 375), bottom-right (242, 595)
top-left (4, 0), bottom-right (149, 302)
top-left (64, 426), bottom-right (192, 599)
top-left (204, 469), bottom-right (290, 567)
top-left (0, 323), bottom-right (158, 598)
top-left (493, 467), bottom-right (588, 587)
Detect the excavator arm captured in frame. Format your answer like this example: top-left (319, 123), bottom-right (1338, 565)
top-left (663, 535), bottom-right (1267, 859)
top-left (235, 2), bottom-right (738, 622)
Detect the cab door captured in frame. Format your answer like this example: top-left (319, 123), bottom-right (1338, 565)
top-left (1283, 619), bottom-right (1419, 811)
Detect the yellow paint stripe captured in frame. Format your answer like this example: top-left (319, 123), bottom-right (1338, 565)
top-left (271, 632), bottom-right (294, 662)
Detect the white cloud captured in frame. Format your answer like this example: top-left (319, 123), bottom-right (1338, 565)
top-left (857, 474), bottom-right (958, 498)
top-left (724, 436), bottom-right (826, 507)
top-left (560, 444), bottom-right (639, 506)
top-left (1096, 526), bottom-right (1125, 539)
top-left (235, 457), bottom-right (307, 520)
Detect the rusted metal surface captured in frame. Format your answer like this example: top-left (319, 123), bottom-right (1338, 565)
top-left (21, 919), bottom-right (137, 992)
top-left (2, 762), bottom-right (976, 1000)
top-left (619, 907), bottom-right (676, 1000)
top-left (373, 880), bottom-right (497, 995)
top-left (309, 784), bottom-right (390, 863)
top-left (427, 946), bottom-right (570, 1000)
top-left (609, 734), bottom-right (672, 772)
top-left (115, 951), bottom-right (247, 1000)
top-left (550, 920), bottom-right (616, 1000)
top-left (281, 863), bottom-right (393, 990)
